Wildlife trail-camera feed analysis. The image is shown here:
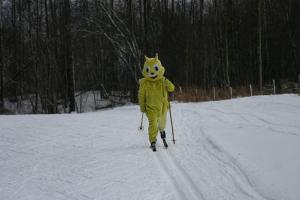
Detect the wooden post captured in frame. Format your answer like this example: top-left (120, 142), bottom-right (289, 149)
top-left (229, 87), bottom-right (233, 99)
top-left (273, 79), bottom-right (276, 95)
top-left (250, 84), bottom-right (253, 96)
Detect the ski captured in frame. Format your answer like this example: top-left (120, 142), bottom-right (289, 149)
top-left (162, 138), bottom-right (168, 148)
top-left (160, 131), bottom-right (168, 148)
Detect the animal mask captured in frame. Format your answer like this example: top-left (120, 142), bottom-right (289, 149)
top-left (142, 53), bottom-right (165, 80)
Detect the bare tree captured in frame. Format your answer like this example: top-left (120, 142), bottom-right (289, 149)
top-left (224, 0), bottom-right (232, 87)
top-left (84, 3), bottom-right (142, 101)
top-left (0, 0), bottom-right (3, 109)
top-left (1, 0), bottom-right (299, 113)
top-left (258, 0), bottom-right (263, 93)
top-left (63, 0), bottom-right (75, 112)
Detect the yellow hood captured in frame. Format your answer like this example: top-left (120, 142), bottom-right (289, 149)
top-left (142, 54), bottom-right (165, 81)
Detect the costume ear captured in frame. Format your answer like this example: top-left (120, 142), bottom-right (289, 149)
top-left (145, 55), bottom-right (150, 61)
top-left (155, 53), bottom-right (159, 61)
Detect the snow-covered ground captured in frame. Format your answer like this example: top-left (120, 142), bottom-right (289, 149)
top-left (0, 94), bottom-right (299, 200)
top-left (4, 91), bottom-right (116, 114)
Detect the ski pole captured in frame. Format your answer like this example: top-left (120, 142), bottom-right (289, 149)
top-left (168, 102), bottom-right (175, 144)
top-left (139, 113), bottom-right (144, 132)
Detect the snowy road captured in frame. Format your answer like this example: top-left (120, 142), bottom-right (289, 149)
top-left (1, 94), bottom-right (300, 200)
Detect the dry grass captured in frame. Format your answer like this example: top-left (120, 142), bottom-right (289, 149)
top-left (173, 86), bottom-right (261, 102)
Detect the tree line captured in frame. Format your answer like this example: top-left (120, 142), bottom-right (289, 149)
top-left (0, 0), bottom-right (299, 113)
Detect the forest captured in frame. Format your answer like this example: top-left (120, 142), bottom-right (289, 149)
top-left (0, 0), bottom-right (299, 113)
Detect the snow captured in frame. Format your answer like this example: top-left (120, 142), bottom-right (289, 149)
top-left (0, 94), bottom-right (300, 200)
top-left (3, 91), bottom-right (127, 114)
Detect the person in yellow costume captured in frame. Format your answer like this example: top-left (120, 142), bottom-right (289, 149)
top-left (138, 53), bottom-right (175, 151)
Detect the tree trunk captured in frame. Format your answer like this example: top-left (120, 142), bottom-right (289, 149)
top-left (12, 0), bottom-right (18, 98)
top-left (224, 0), bottom-right (231, 87)
top-left (143, 0), bottom-right (149, 54)
top-left (258, 0), bottom-right (263, 93)
top-left (0, 0), bottom-right (3, 108)
top-left (126, 0), bottom-right (133, 32)
top-left (63, 0), bottom-right (75, 112)
top-left (34, 0), bottom-right (40, 113)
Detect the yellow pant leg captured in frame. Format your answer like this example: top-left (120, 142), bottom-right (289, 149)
top-left (158, 106), bottom-right (168, 131)
top-left (146, 111), bottom-right (159, 143)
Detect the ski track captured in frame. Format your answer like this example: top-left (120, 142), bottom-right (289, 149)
top-left (165, 105), bottom-right (269, 200)
top-left (204, 106), bottom-right (300, 130)
top-left (155, 148), bottom-right (205, 200)
top-left (149, 105), bottom-right (264, 200)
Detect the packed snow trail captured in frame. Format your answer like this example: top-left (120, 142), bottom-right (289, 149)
top-left (1, 94), bottom-right (300, 200)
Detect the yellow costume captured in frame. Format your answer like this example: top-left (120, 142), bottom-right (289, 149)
top-left (138, 54), bottom-right (175, 144)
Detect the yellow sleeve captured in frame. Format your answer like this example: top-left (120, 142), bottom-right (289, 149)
top-left (165, 79), bottom-right (175, 92)
top-left (138, 79), bottom-right (146, 112)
